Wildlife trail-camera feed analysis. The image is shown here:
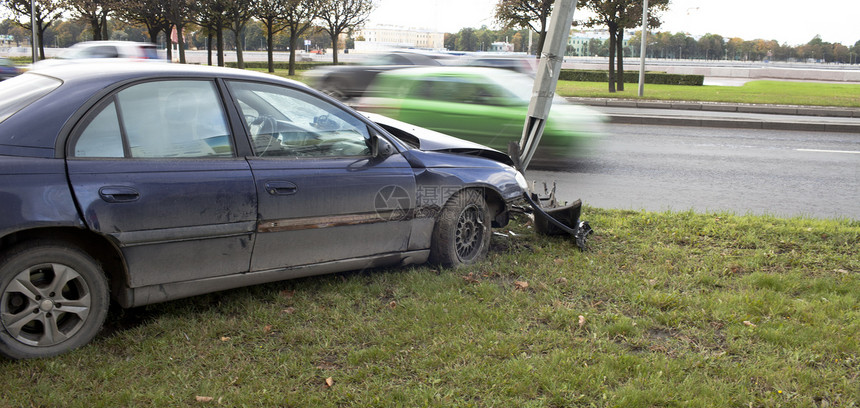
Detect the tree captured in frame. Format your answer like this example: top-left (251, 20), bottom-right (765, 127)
top-left (164, 0), bottom-right (194, 63)
top-left (317, 0), bottom-right (373, 64)
top-left (195, 0), bottom-right (231, 66)
top-left (455, 27), bottom-right (477, 51)
top-left (65, 0), bottom-right (115, 41)
top-left (223, 0), bottom-right (255, 68)
top-left (3, 0), bottom-right (63, 59)
top-left (282, 0), bottom-right (318, 75)
top-left (255, 0), bottom-right (298, 70)
top-left (581, 0), bottom-right (668, 92)
top-left (494, 0), bottom-right (553, 57)
top-left (115, 0), bottom-right (169, 45)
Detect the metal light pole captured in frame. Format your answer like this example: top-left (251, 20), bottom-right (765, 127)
top-left (637, 0), bottom-right (648, 97)
top-left (516, 0), bottom-right (578, 170)
top-left (30, 0), bottom-right (38, 62)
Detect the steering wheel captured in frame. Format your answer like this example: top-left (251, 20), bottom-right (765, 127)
top-left (250, 115), bottom-right (282, 156)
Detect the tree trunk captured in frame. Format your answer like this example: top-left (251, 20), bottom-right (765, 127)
top-left (330, 31), bottom-right (339, 64)
top-left (267, 25), bottom-right (274, 72)
top-left (234, 26), bottom-right (244, 69)
top-left (165, 28), bottom-right (173, 61)
top-left (37, 24), bottom-right (45, 59)
top-left (101, 14), bottom-right (108, 40)
top-left (616, 30), bottom-right (624, 91)
top-left (147, 26), bottom-right (160, 45)
top-left (91, 18), bottom-right (102, 41)
top-left (608, 29), bottom-right (616, 93)
top-left (207, 33), bottom-right (213, 65)
top-left (216, 28), bottom-right (225, 66)
top-left (177, 25), bottom-right (186, 64)
top-left (288, 33), bottom-right (298, 76)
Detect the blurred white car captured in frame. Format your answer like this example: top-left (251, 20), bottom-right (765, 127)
top-left (31, 41), bottom-right (163, 69)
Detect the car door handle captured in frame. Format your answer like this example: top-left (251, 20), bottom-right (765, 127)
top-left (264, 181), bottom-right (298, 196)
top-left (99, 186), bottom-right (140, 203)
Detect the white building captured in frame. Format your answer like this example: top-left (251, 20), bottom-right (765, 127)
top-left (354, 25), bottom-right (446, 52)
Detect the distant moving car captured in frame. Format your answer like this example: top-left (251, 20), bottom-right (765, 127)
top-left (0, 58), bottom-right (20, 81)
top-left (357, 67), bottom-right (606, 166)
top-left (460, 55), bottom-right (536, 75)
top-left (31, 41), bottom-right (162, 69)
top-left (0, 62), bottom-right (526, 359)
top-left (305, 52), bottom-right (444, 100)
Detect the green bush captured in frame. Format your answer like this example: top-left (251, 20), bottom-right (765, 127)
top-left (225, 61), bottom-right (334, 70)
top-left (559, 69), bottom-right (704, 86)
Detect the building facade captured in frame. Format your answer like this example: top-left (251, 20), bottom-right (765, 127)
top-left (354, 25), bottom-right (445, 52)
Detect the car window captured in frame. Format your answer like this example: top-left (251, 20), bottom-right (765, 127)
top-left (227, 81), bottom-right (372, 158)
top-left (85, 45), bottom-right (119, 58)
top-left (0, 74), bottom-right (61, 124)
top-left (73, 80), bottom-right (234, 158)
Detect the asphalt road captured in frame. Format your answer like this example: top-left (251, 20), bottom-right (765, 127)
top-left (528, 123), bottom-right (860, 220)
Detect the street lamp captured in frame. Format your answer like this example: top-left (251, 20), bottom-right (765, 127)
top-left (30, 0), bottom-right (37, 62)
top-left (637, 0), bottom-right (648, 97)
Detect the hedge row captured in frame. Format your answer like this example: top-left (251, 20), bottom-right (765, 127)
top-left (225, 61), bottom-right (333, 70)
top-left (559, 69), bottom-right (704, 86)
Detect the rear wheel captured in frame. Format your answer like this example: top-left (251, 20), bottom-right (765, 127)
top-left (429, 190), bottom-right (492, 267)
top-left (0, 243), bottom-right (109, 359)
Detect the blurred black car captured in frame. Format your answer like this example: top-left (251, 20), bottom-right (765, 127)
top-left (305, 52), bottom-right (443, 100)
top-left (0, 62), bottom-right (527, 359)
top-left (0, 58), bottom-right (20, 81)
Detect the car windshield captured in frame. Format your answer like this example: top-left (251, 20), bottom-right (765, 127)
top-left (483, 70), bottom-right (567, 104)
top-left (0, 73), bottom-right (62, 123)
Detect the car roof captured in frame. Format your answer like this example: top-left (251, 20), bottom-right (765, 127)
top-left (32, 61), bottom-right (298, 85)
top-left (70, 41), bottom-right (156, 48)
top-left (1, 63), bottom-right (307, 156)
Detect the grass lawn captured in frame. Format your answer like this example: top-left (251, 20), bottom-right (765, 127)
top-left (1, 209), bottom-right (856, 407)
top-left (555, 80), bottom-right (860, 107)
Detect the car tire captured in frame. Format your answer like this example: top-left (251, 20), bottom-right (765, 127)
top-left (0, 242), bottom-right (109, 360)
top-left (429, 190), bottom-right (492, 267)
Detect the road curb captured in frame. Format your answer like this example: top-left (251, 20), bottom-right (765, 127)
top-left (568, 97), bottom-right (860, 119)
top-left (607, 114), bottom-right (860, 133)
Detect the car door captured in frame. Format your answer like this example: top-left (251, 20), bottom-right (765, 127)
top-left (225, 81), bottom-right (416, 272)
top-left (66, 79), bottom-right (257, 288)
top-left (397, 75), bottom-right (522, 151)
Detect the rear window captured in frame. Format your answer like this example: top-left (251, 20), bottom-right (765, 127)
top-left (0, 73), bottom-right (62, 123)
top-left (141, 45), bottom-right (159, 59)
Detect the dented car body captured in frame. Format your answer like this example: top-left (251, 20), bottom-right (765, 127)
top-left (0, 63), bottom-right (527, 359)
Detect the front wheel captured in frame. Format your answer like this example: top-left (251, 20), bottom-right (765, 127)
top-left (0, 243), bottom-right (109, 359)
top-left (429, 190), bottom-right (492, 267)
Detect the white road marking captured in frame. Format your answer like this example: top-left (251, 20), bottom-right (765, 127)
top-left (795, 149), bottom-right (860, 154)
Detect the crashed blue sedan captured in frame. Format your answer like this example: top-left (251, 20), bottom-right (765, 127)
top-left (0, 63), bottom-right (527, 359)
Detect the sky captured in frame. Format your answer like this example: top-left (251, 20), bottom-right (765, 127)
top-left (366, 0), bottom-right (859, 46)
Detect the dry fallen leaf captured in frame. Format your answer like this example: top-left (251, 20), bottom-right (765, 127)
top-left (282, 307), bottom-right (296, 314)
top-left (554, 258), bottom-right (564, 265)
top-left (514, 281), bottom-right (529, 290)
top-left (555, 277), bottom-right (568, 284)
top-left (743, 321), bottom-right (757, 327)
top-left (325, 377), bottom-right (334, 388)
top-left (388, 301), bottom-right (397, 309)
top-left (578, 315), bottom-right (586, 328)
top-left (220, 336), bottom-right (231, 342)
top-left (462, 273), bottom-right (480, 283)
top-left (280, 289), bottom-right (295, 299)
top-left (263, 325), bottom-right (273, 334)
top-left (195, 396), bottom-right (213, 403)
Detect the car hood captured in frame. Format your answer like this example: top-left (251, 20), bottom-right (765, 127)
top-left (360, 111), bottom-right (514, 166)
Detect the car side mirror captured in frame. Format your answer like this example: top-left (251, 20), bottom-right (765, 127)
top-left (368, 132), bottom-right (394, 158)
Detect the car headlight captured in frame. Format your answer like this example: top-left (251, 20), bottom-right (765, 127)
top-left (515, 171), bottom-right (529, 192)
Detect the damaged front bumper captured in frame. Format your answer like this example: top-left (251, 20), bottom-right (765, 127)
top-left (523, 182), bottom-right (593, 251)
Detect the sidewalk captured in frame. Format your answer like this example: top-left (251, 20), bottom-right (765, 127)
top-left (567, 97), bottom-right (860, 134)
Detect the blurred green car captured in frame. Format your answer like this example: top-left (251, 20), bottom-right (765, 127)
top-left (356, 67), bottom-right (606, 165)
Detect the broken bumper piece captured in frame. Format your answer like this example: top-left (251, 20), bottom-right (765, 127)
top-left (525, 192), bottom-right (593, 251)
